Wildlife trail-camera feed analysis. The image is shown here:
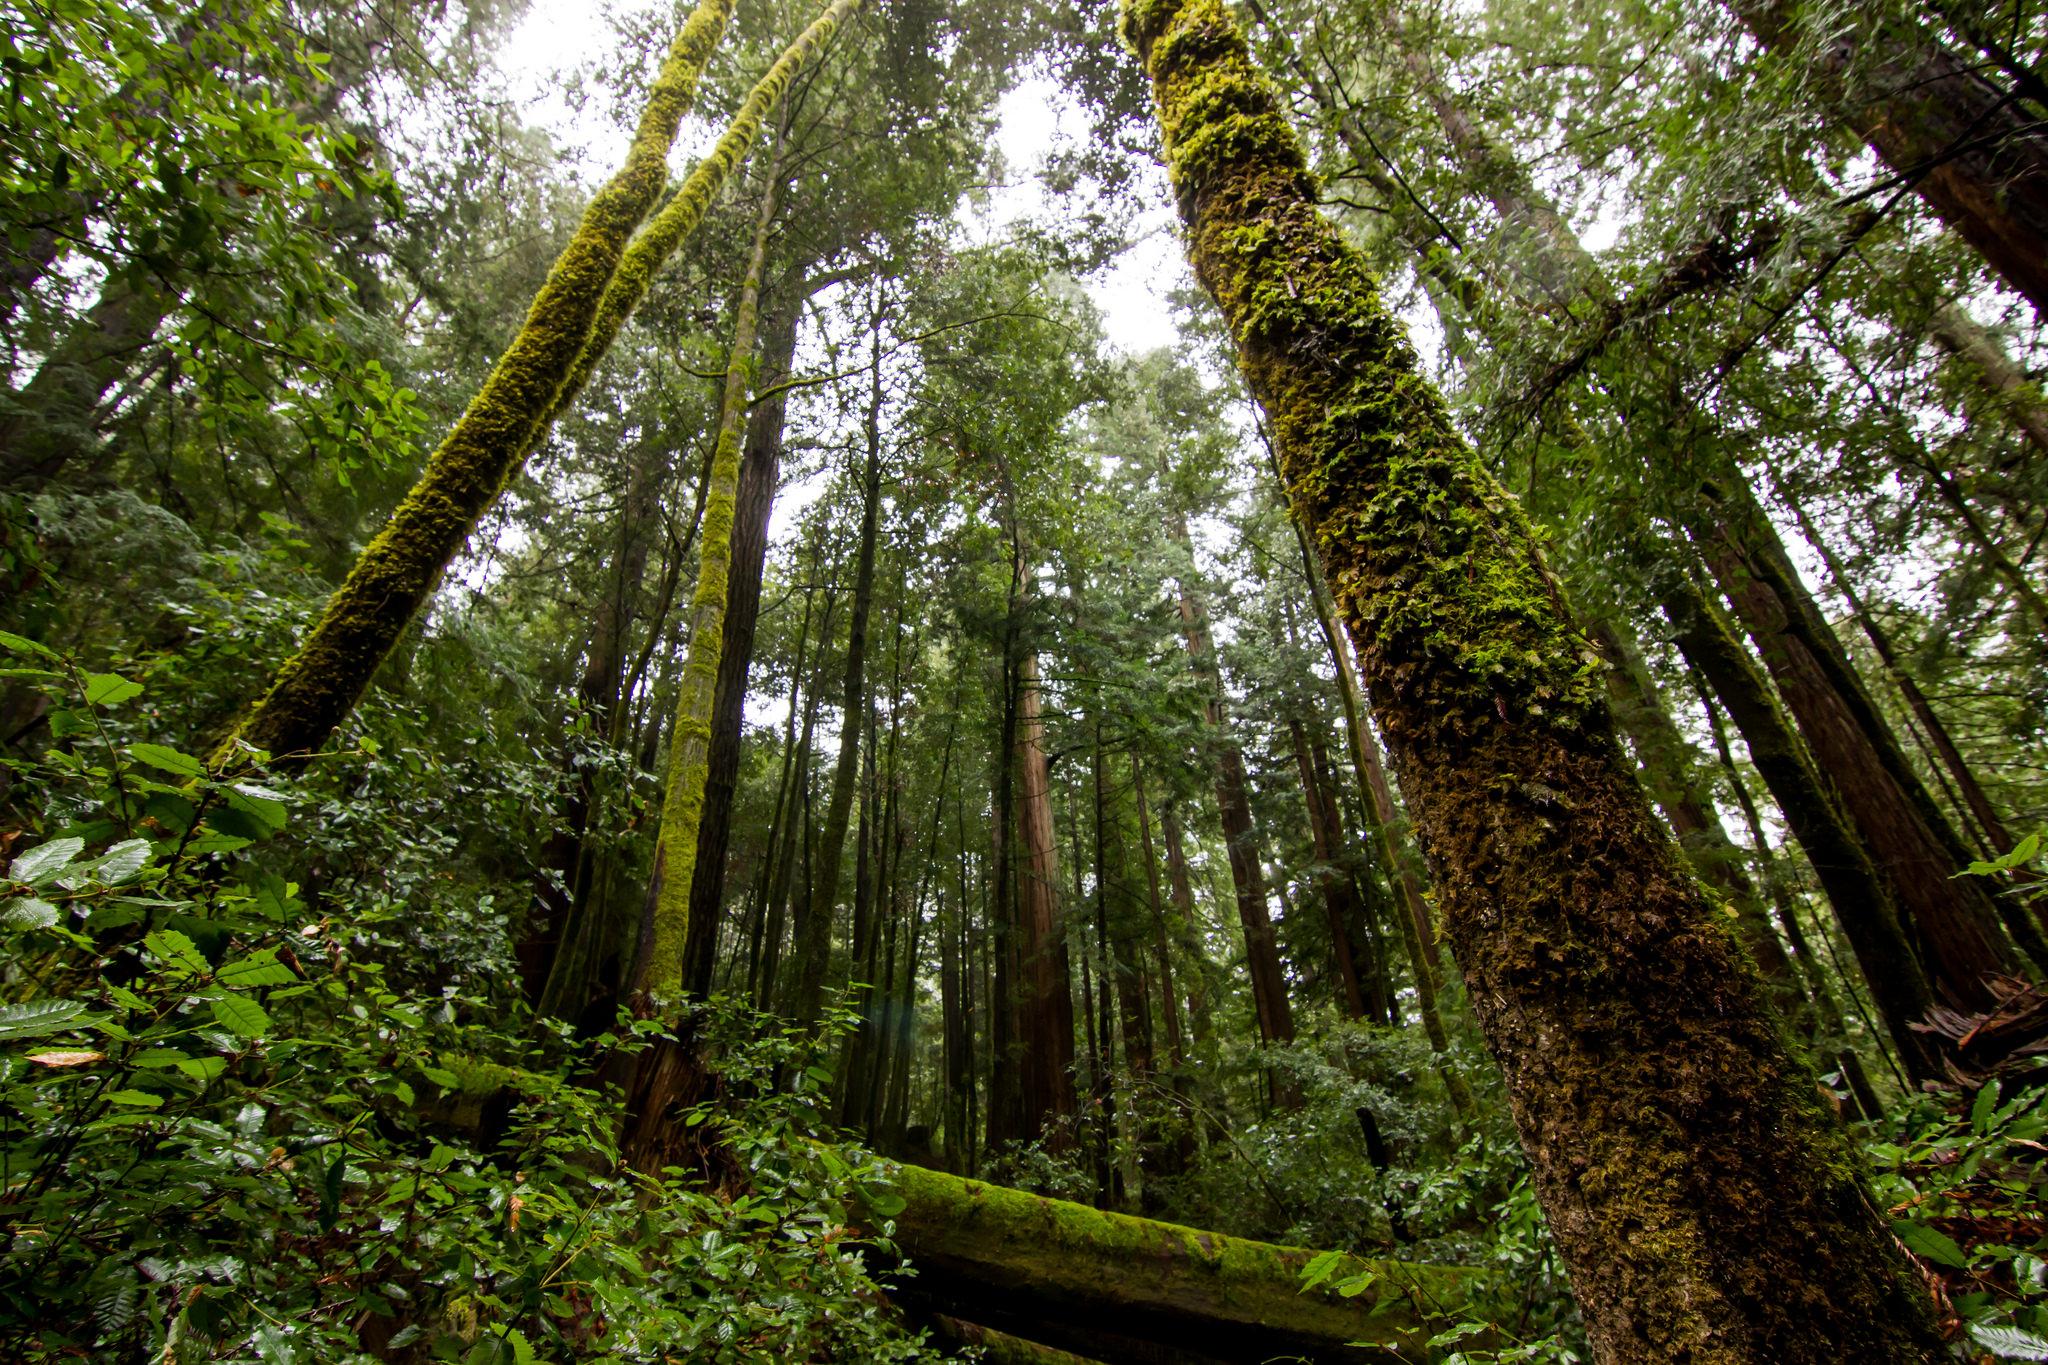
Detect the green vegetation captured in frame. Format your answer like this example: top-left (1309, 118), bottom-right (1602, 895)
top-left (4, 0), bottom-right (2048, 1360)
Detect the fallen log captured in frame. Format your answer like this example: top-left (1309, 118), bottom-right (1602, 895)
top-left (929, 1315), bottom-right (1110, 1365)
top-left (870, 1162), bottom-right (1474, 1365)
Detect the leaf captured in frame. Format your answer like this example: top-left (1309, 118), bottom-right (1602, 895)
top-left (128, 743), bottom-right (206, 777)
top-left (144, 928), bottom-right (210, 975)
top-left (90, 838), bottom-right (152, 884)
top-left (1, 898), bottom-right (59, 930)
top-left (0, 998), bottom-right (88, 1040)
top-left (1975, 1081), bottom-right (2002, 1135)
top-left (211, 995), bottom-right (271, 1038)
top-left (1299, 1247), bottom-right (1348, 1293)
top-left (0, 629), bottom-right (58, 659)
top-left (176, 1056), bottom-right (227, 1082)
top-left (1896, 1221), bottom-right (1968, 1268)
top-left (1969, 1322), bottom-right (2048, 1360)
top-left (225, 785), bottom-right (287, 831)
top-left (106, 1089), bottom-right (164, 1107)
top-left (26, 1050), bottom-right (103, 1066)
top-left (83, 672), bottom-right (143, 706)
top-left (11, 837), bottom-right (83, 885)
top-left (216, 949), bottom-right (295, 988)
top-left (252, 1324), bottom-right (296, 1365)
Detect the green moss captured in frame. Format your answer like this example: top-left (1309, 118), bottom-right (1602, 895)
top-left (218, 0), bottom-right (736, 768)
top-left (881, 1161), bottom-right (1470, 1351)
top-left (1122, 0), bottom-right (1945, 1358)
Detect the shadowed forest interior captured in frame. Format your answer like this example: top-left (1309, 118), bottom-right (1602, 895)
top-left (5, 0), bottom-right (2048, 1360)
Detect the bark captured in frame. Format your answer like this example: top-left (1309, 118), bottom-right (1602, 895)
top-left (987, 651), bottom-right (1026, 1151)
top-left (1016, 650), bottom-right (1079, 1144)
top-left (0, 272), bottom-right (176, 489)
top-left (682, 287), bottom-right (802, 997)
top-left (1289, 715), bottom-right (1368, 1021)
top-left (1701, 518), bottom-right (2021, 1003)
top-left (1587, 613), bottom-right (1801, 1001)
top-left (637, 128), bottom-right (788, 1004)
top-left (791, 303), bottom-right (888, 1026)
top-left (1167, 518), bottom-right (1294, 1056)
top-left (1123, 2), bottom-right (1945, 1358)
top-left (1130, 767), bottom-right (1186, 1069)
top-left (1661, 575), bottom-right (1941, 1079)
top-left (216, 0), bottom-right (738, 766)
top-left (875, 1162), bottom-right (1469, 1365)
top-left (1733, 0), bottom-right (2048, 313)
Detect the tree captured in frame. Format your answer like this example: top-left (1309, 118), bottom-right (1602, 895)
top-left (1120, 0), bottom-right (1944, 1356)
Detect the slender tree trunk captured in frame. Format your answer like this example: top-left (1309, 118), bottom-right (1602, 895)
top-left (1699, 517), bottom-right (2024, 1002)
top-left (682, 283), bottom-right (802, 996)
top-left (1661, 574), bottom-right (1941, 1080)
top-left (792, 296), bottom-right (889, 1027)
top-left (1288, 716), bottom-right (1368, 1021)
top-left (1016, 649), bottom-right (1079, 1145)
top-left (1123, 4), bottom-right (1944, 1356)
top-left (216, 0), bottom-right (739, 765)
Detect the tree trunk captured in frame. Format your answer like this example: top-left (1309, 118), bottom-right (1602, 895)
top-left (1661, 574), bottom-right (1940, 1079)
top-left (872, 1162), bottom-right (1469, 1365)
top-left (217, 0), bottom-right (737, 766)
top-left (1016, 649), bottom-right (1078, 1145)
top-left (1123, 2), bottom-right (1945, 1357)
top-left (682, 284), bottom-right (803, 997)
top-left (1700, 518), bottom-right (2021, 1005)
top-left (1733, 0), bottom-right (2048, 313)
top-left (792, 295), bottom-right (889, 1027)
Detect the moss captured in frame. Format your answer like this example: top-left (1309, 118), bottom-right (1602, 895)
top-left (1122, 0), bottom-right (1944, 1359)
top-left (879, 1161), bottom-right (1469, 1359)
top-left (218, 0), bottom-right (735, 768)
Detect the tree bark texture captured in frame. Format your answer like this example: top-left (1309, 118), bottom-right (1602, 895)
top-left (1016, 650), bottom-right (1079, 1144)
top-left (1661, 575), bottom-right (1941, 1079)
top-left (1123, 1), bottom-right (1945, 1358)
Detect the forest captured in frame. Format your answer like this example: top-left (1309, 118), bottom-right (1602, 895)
top-left (4, 0), bottom-right (2048, 1358)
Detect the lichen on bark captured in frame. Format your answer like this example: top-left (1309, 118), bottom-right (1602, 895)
top-left (1120, 0), bottom-right (1944, 1358)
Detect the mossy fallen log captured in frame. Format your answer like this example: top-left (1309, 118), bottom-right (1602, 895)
top-left (929, 1315), bottom-right (1110, 1365)
top-left (871, 1163), bottom-right (1472, 1365)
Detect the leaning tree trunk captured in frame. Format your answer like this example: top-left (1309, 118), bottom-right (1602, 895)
top-left (1121, 1), bottom-right (1944, 1359)
top-left (214, 0), bottom-right (736, 767)
top-left (1733, 0), bottom-right (2048, 314)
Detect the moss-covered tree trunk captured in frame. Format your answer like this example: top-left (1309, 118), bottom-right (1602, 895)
top-left (217, 0), bottom-right (734, 766)
top-left (1123, 0), bottom-right (1945, 1358)
top-left (682, 284), bottom-right (802, 998)
top-left (872, 1161), bottom-right (1470, 1365)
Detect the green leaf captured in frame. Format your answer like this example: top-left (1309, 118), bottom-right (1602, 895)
top-left (89, 838), bottom-right (152, 884)
top-left (83, 672), bottom-right (143, 706)
top-left (211, 995), bottom-right (271, 1038)
top-left (1, 898), bottom-right (59, 930)
top-left (216, 949), bottom-right (296, 988)
top-left (1299, 1247), bottom-right (1348, 1293)
top-left (421, 1066), bottom-right (460, 1090)
top-left (128, 743), bottom-right (206, 777)
top-left (225, 785), bottom-right (287, 831)
top-left (0, 629), bottom-right (58, 659)
top-left (11, 837), bottom-right (83, 885)
top-left (1896, 1221), bottom-right (1968, 1268)
top-left (0, 998), bottom-right (88, 1040)
top-left (1975, 1081), bottom-right (2002, 1135)
top-left (145, 928), bottom-right (210, 975)
top-left (106, 1089), bottom-right (164, 1107)
top-left (1970, 1323), bottom-right (2048, 1361)
top-left (176, 1056), bottom-right (227, 1082)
